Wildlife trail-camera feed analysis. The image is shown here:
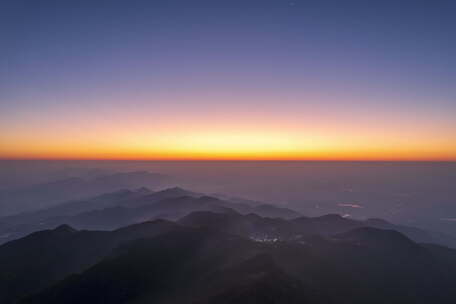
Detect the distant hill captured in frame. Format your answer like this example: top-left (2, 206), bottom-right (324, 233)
top-left (2, 186), bottom-right (455, 249)
top-left (0, 187), bottom-right (301, 244)
top-left (0, 171), bottom-right (170, 216)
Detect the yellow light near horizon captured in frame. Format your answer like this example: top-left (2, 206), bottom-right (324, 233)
top-left (1, 117), bottom-right (456, 161)
top-left (177, 132), bottom-right (303, 154)
top-left (1, 87), bottom-right (455, 161)
top-left (2, 129), bottom-right (455, 161)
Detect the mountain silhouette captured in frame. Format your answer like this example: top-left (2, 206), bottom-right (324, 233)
top-left (0, 171), bottom-right (168, 216)
top-left (2, 183), bottom-right (456, 304)
top-left (14, 224), bottom-right (456, 304)
top-left (0, 188), bottom-right (301, 244)
top-left (0, 220), bottom-right (181, 304)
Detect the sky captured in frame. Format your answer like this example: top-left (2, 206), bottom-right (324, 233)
top-left (1, 0), bottom-right (455, 160)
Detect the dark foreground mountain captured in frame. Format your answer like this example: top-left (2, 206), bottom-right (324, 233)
top-left (2, 211), bottom-right (456, 304)
top-left (0, 220), bottom-right (181, 304)
top-left (14, 224), bottom-right (456, 304)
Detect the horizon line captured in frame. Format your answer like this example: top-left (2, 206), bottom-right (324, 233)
top-left (1, 157), bottom-right (456, 163)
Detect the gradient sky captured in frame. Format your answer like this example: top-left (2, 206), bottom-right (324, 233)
top-left (1, 0), bottom-right (455, 160)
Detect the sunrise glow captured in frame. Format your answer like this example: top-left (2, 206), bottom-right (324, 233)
top-left (2, 1), bottom-right (455, 161)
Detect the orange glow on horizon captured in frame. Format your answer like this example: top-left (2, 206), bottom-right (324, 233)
top-left (2, 130), bottom-right (455, 161)
top-left (1, 97), bottom-right (455, 162)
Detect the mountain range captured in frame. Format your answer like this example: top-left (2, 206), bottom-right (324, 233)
top-left (2, 212), bottom-right (456, 304)
top-left (0, 171), bottom-right (170, 216)
top-left (0, 186), bottom-right (300, 244)
top-left (1, 179), bottom-right (456, 303)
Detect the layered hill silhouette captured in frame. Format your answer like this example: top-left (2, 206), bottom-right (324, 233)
top-left (0, 187), bottom-right (300, 244)
top-left (1, 186), bottom-right (455, 249)
top-left (0, 171), bottom-right (169, 216)
top-left (2, 184), bottom-right (456, 303)
top-left (2, 186), bottom-right (454, 247)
